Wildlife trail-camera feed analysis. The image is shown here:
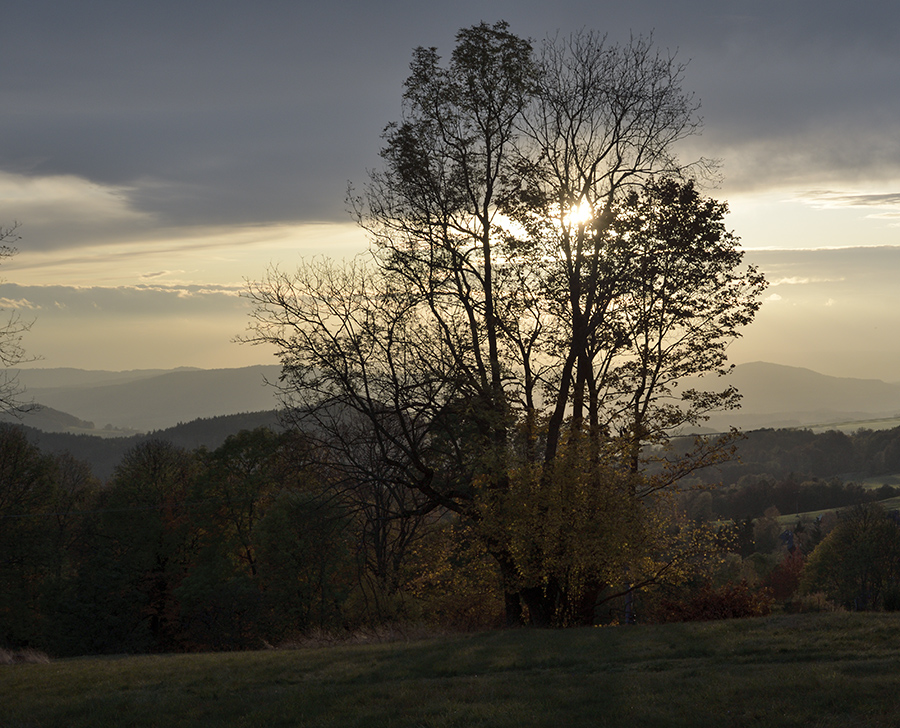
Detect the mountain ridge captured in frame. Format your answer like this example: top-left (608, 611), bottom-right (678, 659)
top-left (5, 361), bottom-right (900, 480)
top-left (9, 364), bottom-right (282, 432)
top-left (6, 361), bottom-right (900, 436)
top-left (694, 361), bottom-right (900, 432)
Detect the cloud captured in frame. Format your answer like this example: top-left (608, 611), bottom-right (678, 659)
top-left (797, 190), bottom-right (900, 208)
top-left (140, 271), bottom-right (178, 280)
top-left (3, 1), bottom-right (900, 374)
top-left (3, 0), bottom-right (900, 240)
top-left (768, 276), bottom-right (843, 287)
top-left (740, 248), bottom-right (900, 330)
top-left (0, 297), bottom-right (40, 311)
top-left (5, 220), bottom-right (368, 293)
top-left (0, 172), bottom-right (153, 250)
top-left (791, 190), bottom-right (900, 229)
top-left (0, 283), bottom-right (247, 318)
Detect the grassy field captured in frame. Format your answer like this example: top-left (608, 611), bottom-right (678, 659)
top-left (857, 474), bottom-right (900, 490)
top-left (4, 613), bottom-right (900, 727)
top-left (775, 494), bottom-right (900, 526)
top-left (807, 417), bottom-right (900, 434)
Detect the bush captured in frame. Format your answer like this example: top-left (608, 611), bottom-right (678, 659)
top-left (652, 581), bottom-right (774, 623)
top-left (765, 550), bottom-right (805, 601)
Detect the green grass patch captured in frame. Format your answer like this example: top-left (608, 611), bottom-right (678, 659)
top-left (807, 417), bottom-right (900, 434)
top-left (776, 490), bottom-right (900, 525)
top-left (856, 474), bottom-right (900, 490)
top-left (5, 613), bottom-right (900, 726)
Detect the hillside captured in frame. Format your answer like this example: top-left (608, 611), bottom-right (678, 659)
top-left (691, 362), bottom-right (900, 432)
top-left (10, 364), bottom-right (282, 432)
top-left (8, 361), bottom-right (900, 445)
top-left (17, 410), bottom-right (282, 480)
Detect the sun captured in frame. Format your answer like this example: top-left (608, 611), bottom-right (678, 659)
top-left (564, 199), bottom-right (594, 227)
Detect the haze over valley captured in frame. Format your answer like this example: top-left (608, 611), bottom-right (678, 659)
top-left (8, 361), bottom-right (900, 439)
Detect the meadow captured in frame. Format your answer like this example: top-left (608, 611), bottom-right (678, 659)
top-left (3, 613), bottom-right (900, 727)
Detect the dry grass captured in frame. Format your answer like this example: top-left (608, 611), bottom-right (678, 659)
top-left (0, 648), bottom-right (50, 665)
top-left (279, 623), bottom-right (458, 650)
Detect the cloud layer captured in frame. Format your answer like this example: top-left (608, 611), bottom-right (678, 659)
top-left (3, 1), bottom-right (899, 249)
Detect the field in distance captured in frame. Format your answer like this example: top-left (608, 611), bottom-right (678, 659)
top-left (3, 612), bottom-right (900, 727)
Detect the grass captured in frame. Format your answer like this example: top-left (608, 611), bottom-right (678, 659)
top-left (4, 612), bottom-right (900, 726)
top-left (776, 497), bottom-right (900, 526)
top-left (774, 481), bottom-right (900, 525)
top-left (807, 417), bottom-right (900, 434)
top-left (857, 474), bottom-right (900, 490)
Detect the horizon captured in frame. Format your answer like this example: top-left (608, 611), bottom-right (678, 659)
top-left (2, 2), bottom-right (899, 379)
top-left (11, 359), bottom-right (900, 387)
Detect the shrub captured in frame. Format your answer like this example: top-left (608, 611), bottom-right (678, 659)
top-left (652, 581), bottom-right (773, 623)
top-left (765, 550), bottom-right (805, 601)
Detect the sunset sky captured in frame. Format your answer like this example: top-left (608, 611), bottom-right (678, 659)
top-left (2, 0), bottom-right (899, 379)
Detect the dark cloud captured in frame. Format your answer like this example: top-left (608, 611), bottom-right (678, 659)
top-left (2, 0), bottom-right (898, 236)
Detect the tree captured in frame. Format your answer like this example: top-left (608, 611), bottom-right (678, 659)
top-left (0, 223), bottom-right (35, 413)
top-left (0, 425), bottom-right (57, 647)
top-left (256, 488), bottom-right (353, 635)
top-left (175, 428), bottom-right (287, 648)
top-left (0, 426), bottom-right (99, 651)
top-left (72, 440), bottom-right (204, 652)
top-left (243, 22), bottom-right (765, 626)
top-left (800, 504), bottom-right (900, 610)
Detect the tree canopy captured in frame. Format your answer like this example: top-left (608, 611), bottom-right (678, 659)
top-left (243, 21), bottom-right (766, 626)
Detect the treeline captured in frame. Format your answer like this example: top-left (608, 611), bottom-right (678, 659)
top-left (0, 425), bottom-right (498, 656)
top-left (692, 426), bottom-right (900, 486)
top-left (685, 476), bottom-right (900, 523)
top-left (5, 418), bottom-right (900, 656)
top-left (8, 418), bottom-right (900, 656)
top-left (19, 410), bottom-right (281, 480)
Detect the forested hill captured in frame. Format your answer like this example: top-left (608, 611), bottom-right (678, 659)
top-left (689, 425), bottom-right (900, 486)
top-left (17, 410), bottom-right (281, 480)
top-left (8, 362), bottom-right (900, 485)
top-left (16, 408), bottom-right (900, 490)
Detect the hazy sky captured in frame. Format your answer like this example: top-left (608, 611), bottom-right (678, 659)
top-left (2, 0), bottom-right (899, 378)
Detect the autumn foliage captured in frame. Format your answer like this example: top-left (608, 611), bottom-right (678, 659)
top-left (652, 581), bottom-right (774, 623)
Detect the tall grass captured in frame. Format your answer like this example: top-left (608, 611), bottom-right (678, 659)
top-left (3, 613), bottom-right (900, 727)
top-left (0, 648), bottom-right (50, 665)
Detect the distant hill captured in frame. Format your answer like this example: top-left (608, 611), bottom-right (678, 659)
top-left (694, 362), bottom-right (900, 432)
top-left (10, 365), bottom-right (283, 432)
top-left (10, 367), bottom-right (197, 389)
top-left (0, 403), bottom-right (106, 434)
top-left (9, 361), bottom-right (900, 446)
top-left (8, 360), bottom-right (900, 479)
